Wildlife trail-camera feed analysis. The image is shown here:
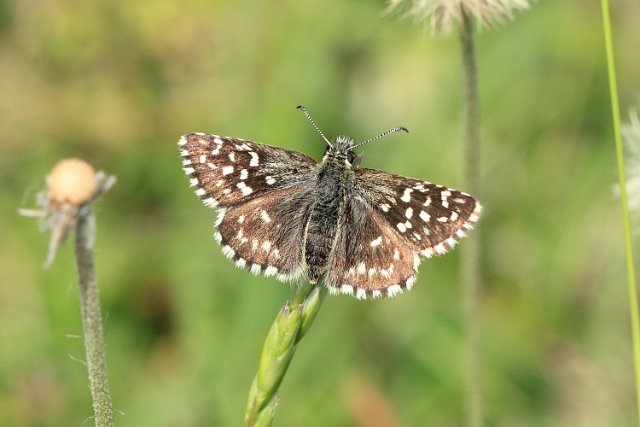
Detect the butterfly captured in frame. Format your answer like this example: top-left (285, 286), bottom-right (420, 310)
top-left (179, 106), bottom-right (481, 299)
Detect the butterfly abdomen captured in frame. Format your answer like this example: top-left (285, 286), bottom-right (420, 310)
top-left (304, 161), bottom-right (346, 283)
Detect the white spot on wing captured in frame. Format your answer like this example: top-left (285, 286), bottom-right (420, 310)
top-left (405, 207), bottom-right (413, 218)
top-left (401, 188), bottom-right (413, 202)
top-left (340, 284), bottom-right (354, 295)
top-left (222, 166), bottom-right (234, 175)
top-left (370, 236), bottom-right (382, 247)
top-left (236, 182), bottom-right (253, 195)
top-left (203, 197), bottom-right (218, 207)
top-left (397, 223), bottom-right (407, 233)
top-left (222, 245), bottom-right (235, 259)
top-left (249, 151), bottom-right (259, 167)
top-left (261, 210), bottom-right (271, 223)
top-left (422, 248), bottom-right (434, 257)
top-left (240, 169), bottom-right (248, 180)
top-left (265, 176), bottom-right (276, 185)
top-left (264, 266), bottom-right (278, 276)
top-left (214, 208), bottom-right (227, 227)
top-left (387, 285), bottom-right (402, 297)
top-left (250, 264), bottom-right (262, 275)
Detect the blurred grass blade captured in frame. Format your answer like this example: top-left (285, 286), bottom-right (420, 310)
top-left (244, 283), bottom-right (327, 427)
top-left (600, 0), bottom-right (640, 424)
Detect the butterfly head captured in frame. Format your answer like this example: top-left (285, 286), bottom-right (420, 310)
top-left (297, 105), bottom-right (408, 169)
top-left (325, 135), bottom-right (359, 167)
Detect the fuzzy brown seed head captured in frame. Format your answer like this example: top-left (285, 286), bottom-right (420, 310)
top-left (47, 158), bottom-right (98, 205)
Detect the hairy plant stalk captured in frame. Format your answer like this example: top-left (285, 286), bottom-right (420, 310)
top-left (459, 7), bottom-right (483, 427)
top-left (600, 1), bottom-right (640, 424)
top-left (74, 206), bottom-right (114, 427)
top-left (244, 283), bottom-right (327, 427)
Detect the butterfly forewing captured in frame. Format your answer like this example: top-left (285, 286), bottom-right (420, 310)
top-left (179, 133), bottom-right (316, 208)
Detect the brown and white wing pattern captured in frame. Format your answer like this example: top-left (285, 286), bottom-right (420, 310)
top-left (179, 133), bottom-right (317, 281)
top-left (179, 133), bottom-right (316, 208)
top-left (326, 168), bottom-right (482, 299)
top-left (215, 185), bottom-right (315, 281)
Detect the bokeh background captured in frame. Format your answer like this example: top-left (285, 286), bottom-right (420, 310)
top-left (2, 1), bottom-right (640, 426)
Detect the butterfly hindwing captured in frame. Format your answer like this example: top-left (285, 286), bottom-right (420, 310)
top-left (216, 185), bottom-right (316, 281)
top-left (326, 194), bottom-right (420, 299)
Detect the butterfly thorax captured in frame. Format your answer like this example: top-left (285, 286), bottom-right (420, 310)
top-left (304, 150), bottom-right (351, 283)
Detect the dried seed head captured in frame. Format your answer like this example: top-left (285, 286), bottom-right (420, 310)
top-left (47, 158), bottom-right (98, 206)
top-left (20, 160), bottom-right (114, 268)
top-left (387, 0), bottom-right (530, 34)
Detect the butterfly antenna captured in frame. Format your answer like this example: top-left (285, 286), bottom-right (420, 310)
top-left (297, 105), bottom-right (332, 148)
top-left (351, 126), bottom-right (409, 149)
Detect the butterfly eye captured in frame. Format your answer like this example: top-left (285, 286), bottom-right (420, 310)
top-left (346, 151), bottom-right (356, 165)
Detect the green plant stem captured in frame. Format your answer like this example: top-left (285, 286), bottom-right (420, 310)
top-left (601, 1), bottom-right (640, 424)
top-left (74, 206), bottom-right (114, 427)
top-left (459, 8), bottom-right (483, 427)
top-left (244, 283), bottom-right (327, 427)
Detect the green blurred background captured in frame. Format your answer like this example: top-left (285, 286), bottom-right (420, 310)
top-left (2, 1), bottom-right (640, 426)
